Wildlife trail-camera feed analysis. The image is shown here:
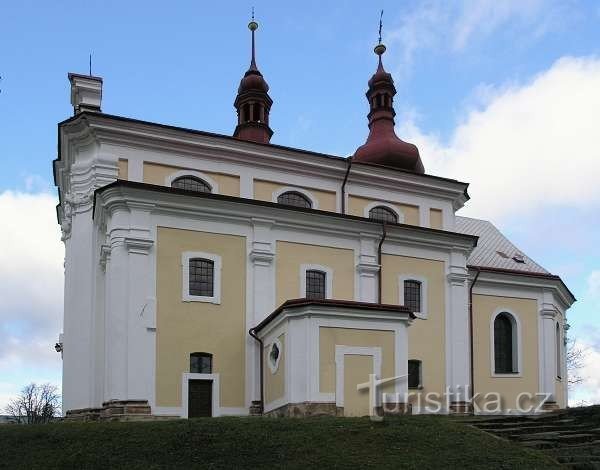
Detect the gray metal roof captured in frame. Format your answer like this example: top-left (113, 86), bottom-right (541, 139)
top-left (455, 216), bottom-right (549, 274)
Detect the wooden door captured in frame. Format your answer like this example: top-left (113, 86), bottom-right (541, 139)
top-left (188, 379), bottom-right (212, 418)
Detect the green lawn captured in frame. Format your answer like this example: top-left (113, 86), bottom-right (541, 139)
top-left (0, 416), bottom-right (560, 469)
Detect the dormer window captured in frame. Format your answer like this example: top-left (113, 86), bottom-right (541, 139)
top-left (368, 206), bottom-right (398, 224)
top-left (171, 176), bottom-right (211, 193)
top-left (277, 191), bottom-right (312, 209)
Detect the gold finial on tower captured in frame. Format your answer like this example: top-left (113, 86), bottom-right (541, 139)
top-left (374, 10), bottom-right (386, 56)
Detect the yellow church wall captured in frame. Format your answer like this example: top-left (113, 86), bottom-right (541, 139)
top-left (472, 294), bottom-right (539, 411)
top-left (319, 327), bottom-right (396, 395)
top-left (264, 334), bottom-right (285, 404)
top-left (155, 227), bottom-right (246, 408)
top-left (117, 159), bottom-right (128, 180)
top-left (430, 208), bottom-right (443, 230)
top-left (143, 162), bottom-right (240, 196)
top-left (347, 195), bottom-right (420, 226)
top-left (380, 254), bottom-right (446, 403)
top-left (254, 179), bottom-right (337, 212)
top-left (275, 241), bottom-right (354, 305)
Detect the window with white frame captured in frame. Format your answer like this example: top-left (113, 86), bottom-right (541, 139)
top-left (171, 175), bottom-right (212, 193)
top-left (300, 264), bottom-right (333, 299)
top-left (398, 276), bottom-right (428, 318)
top-left (368, 205), bottom-right (398, 224)
top-left (493, 312), bottom-right (518, 374)
top-left (267, 338), bottom-right (282, 374)
top-left (277, 191), bottom-right (312, 209)
top-left (182, 252), bottom-right (222, 303)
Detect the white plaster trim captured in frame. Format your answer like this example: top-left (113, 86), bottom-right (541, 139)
top-left (181, 251), bottom-right (222, 304)
top-left (220, 407), bottom-right (249, 416)
top-left (272, 186), bottom-right (319, 209)
top-left (300, 264), bottom-right (333, 299)
top-left (181, 373), bottom-right (220, 418)
top-left (153, 406), bottom-right (182, 416)
top-left (363, 201), bottom-right (405, 224)
top-left (334, 345), bottom-right (382, 408)
top-left (398, 275), bottom-right (428, 319)
top-left (267, 337), bottom-right (283, 374)
top-left (165, 170), bottom-right (219, 194)
top-left (490, 308), bottom-right (523, 377)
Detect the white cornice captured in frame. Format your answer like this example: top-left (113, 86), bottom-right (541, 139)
top-left (255, 304), bottom-right (413, 338)
top-left (472, 270), bottom-right (574, 310)
top-left (94, 184), bottom-right (478, 255)
top-left (58, 113), bottom-right (470, 209)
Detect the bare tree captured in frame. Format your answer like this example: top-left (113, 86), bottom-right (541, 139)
top-left (566, 337), bottom-right (587, 388)
top-left (4, 383), bottom-right (60, 424)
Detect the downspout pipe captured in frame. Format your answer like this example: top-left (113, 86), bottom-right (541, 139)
top-left (341, 157), bottom-right (352, 214)
top-left (377, 222), bottom-right (387, 304)
top-left (469, 267), bottom-right (481, 403)
top-left (248, 327), bottom-right (264, 414)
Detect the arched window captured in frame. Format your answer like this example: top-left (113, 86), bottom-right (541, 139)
top-left (368, 206), bottom-right (398, 224)
top-left (494, 312), bottom-right (518, 374)
top-left (277, 191), bottom-right (312, 209)
top-left (556, 323), bottom-right (562, 379)
top-left (190, 352), bottom-right (212, 374)
top-left (171, 176), bottom-right (211, 193)
top-left (305, 270), bottom-right (326, 300)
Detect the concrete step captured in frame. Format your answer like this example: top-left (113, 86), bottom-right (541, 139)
top-left (521, 440), bottom-right (557, 450)
top-left (489, 424), bottom-right (591, 435)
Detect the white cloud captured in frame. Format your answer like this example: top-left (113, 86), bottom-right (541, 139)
top-left (587, 271), bottom-right (600, 299)
top-left (398, 56), bottom-right (600, 219)
top-left (569, 335), bottom-right (600, 405)
top-left (0, 190), bottom-right (63, 399)
top-left (384, 0), bottom-right (571, 76)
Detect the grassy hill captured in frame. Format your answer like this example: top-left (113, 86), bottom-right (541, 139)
top-left (0, 415), bottom-right (560, 469)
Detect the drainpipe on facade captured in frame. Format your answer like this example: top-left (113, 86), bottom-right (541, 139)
top-left (248, 327), bottom-right (264, 415)
top-left (340, 157), bottom-right (352, 214)
top-left (377, 222), bottom-right (387, 304)
top-left (469, 267), bottom-right (481, 405)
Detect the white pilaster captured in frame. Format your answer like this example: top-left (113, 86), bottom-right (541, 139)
top-left (539, 306), bottom-right (557, 402)
top-left (357, 233), bottom-right (380, 303)
top-left (247, 218), bottom-right (276, 405)
top-left (446, 251), bottom-right (470, 404)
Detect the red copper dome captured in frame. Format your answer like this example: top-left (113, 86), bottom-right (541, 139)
top-left (353, 47), bottom-right (425, 174)
top-left (238, 68), bottom-right (269, 94)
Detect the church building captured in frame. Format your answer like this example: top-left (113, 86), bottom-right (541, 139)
top-left (54, 19), bottom-right (574, 419)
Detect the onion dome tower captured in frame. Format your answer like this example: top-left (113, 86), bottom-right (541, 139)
top-left (233, 14), bottom-right (273, 144)
top-left (353, 17), bottom-right (424, 173)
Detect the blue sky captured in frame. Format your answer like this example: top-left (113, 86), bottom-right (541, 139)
top-left (1, 0), bottom-right (599, 407)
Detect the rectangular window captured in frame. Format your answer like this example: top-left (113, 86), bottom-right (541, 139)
top-left (306, 270), bottom-right (326, 300)
top-left (404, 280), bottom-right (422, 313)
top-left (190, 353), bottom-right (213, 374)
top-left (408, 360), bottom-right (422, 389)
top-left (189, 258), bottom-right (214, 297)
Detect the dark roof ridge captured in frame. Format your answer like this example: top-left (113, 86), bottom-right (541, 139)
top-left (251, 298), bottom-right (415, 332)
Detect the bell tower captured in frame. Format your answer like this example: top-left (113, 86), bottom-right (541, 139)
top-left (233, 14), bottom-right (273, 144)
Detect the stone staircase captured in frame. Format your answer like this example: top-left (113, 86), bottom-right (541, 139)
top-left (462, 406), bottom-right (600, 469)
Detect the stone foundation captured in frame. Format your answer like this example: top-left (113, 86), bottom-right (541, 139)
top-left (541, 400), bottom-right (560, 412)
top-left (265, 402), bottom-right (342, 417)
top-left (65, 400), bottom-right (155, 422)
top-left (449, 401), bottom-right (473, 415)
top-left (379, 402), bottom-right (412, 416)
